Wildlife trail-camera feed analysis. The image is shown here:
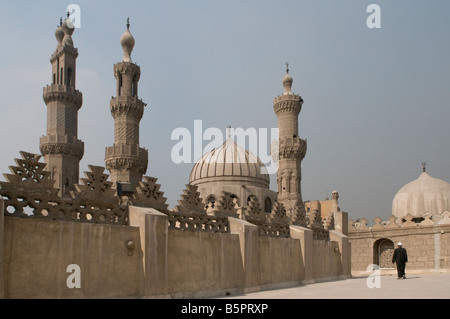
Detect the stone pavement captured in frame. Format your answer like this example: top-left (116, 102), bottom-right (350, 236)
top-left (218, 273), bottom-right (450, 299)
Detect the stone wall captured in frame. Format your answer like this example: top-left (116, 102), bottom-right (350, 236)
top-left (2, 217), bottom-right (141, 298)
top-left (349, 214), bottom-right (450, 276)
top-left (0, 152), bottom-right (351, 298)
top-left (128, 206), bottom-right (350, 298)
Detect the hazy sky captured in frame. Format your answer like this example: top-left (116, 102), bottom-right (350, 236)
top-left (0, 1), bottom-right (449, 222)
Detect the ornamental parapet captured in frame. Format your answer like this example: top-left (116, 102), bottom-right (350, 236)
top-left (278, 136), bottom-right (307, 160)
top-left (110, 96), bottom-right (146, 119)
top-left (273, 94), bottom-right (303, 115)
top-left (105, 144), bottom-right (148, 174)
top-left (348, 211), bottom-right (450, 233)
top-left (43, 85), bottom-right (83, 109)
top-left (114, 61), bottom-right (141, 78)
top-left (273, 92), bottom-right (302, 104)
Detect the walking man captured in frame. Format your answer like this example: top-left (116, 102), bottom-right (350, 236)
top-left (392, 242), bottom-right (408, 279)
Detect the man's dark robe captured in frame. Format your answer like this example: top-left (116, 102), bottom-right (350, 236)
top-left (392, 247), bottom-right (408, 278)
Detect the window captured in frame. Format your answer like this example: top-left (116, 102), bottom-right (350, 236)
top-left (118, 74), bottom-right (123, 96)
top-left (67, 68), bottom-right (72, 86)
top-left (205, 195), bottom-right (216, 210)
top-left (132, 74), bottom-right (137, 96)
top-left (264, 197), bottom-right (272, 213)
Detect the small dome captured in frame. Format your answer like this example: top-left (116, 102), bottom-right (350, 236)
top-left (61, 18), bottom-right (74, 48)
top-left (392, 167), bottom-right (450, 219)
top-left (55, 22), bottom-right (64, 46)
top-left (282, 64), bottom-right (293, 94)
top-left (189, 138), bottom-right (270, 188)
top-left (120, 19), bottom-right (135, 62)
top-left (283, 73), bottom-right (293, 86)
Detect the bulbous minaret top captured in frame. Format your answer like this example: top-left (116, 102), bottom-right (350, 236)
top-left (282, 62), bottom-right (293, 94)
top-left (120, 18), bottom-right (135, 62)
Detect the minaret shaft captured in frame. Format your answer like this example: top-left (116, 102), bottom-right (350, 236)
top-left (274, 68), bottom-right (307, 213)
top-left (40, 18), bottom-right (84, 196)
top-left (105, 22), bottom-right (148, 190)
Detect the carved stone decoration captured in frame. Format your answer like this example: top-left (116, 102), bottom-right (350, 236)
top-left (132, 176), bottom-right (169, 212)
top-left (309, 209), bottom-right (323, 228)
top-left (437, 211), bottom-right (450, 225)
top-left (420, 212), bottom-right (434, 226)
top-left (0, 152), bottom-right (128, 225)
top-left (168, 184), bottom-right (228, 233)
top-left (385, 215), bottom-right (401, 229)
top-left (290, 204), bottom-right (308, 227)
top-left (212, 191), bottom-right (239, 218)
top-left (264, 201), bottom-right (290, 237)
top-left (401, 213), bottom-right (417, 228)
top-left (173, 184), bottom-right (205, 215)
top-left (357, 218), bottom-right (370, 231)
top-left (308, 209), bottom-right (329, 240)
top-left (243, 196), bottom-right (264, 222)
top-left (324, 212), bottom-right (335, 230)
top-left (70, 165), bottom-right (128, 224)
top-left (372, 216), bottom-right (384, 230)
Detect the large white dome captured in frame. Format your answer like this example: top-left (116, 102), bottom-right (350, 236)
top-left (189, 138), bottom-right (270, 188)
top-left (392, 167), bottom-right (450, 219)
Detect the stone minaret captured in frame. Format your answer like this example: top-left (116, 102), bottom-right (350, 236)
top-left (105, 19), bottom-right (148, 191)
top-left (40, 16), bottom-right (84, 196)
top-left (273, 64), bottom-right (307, 214)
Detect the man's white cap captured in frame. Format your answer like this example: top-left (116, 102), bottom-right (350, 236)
top-left (398, 242), bottom-right (402, 246)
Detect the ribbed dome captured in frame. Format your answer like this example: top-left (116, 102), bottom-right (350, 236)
top-left (189, 138), bottom-right (270, 188)
top-left (392, 168), bottom-right (450, 219)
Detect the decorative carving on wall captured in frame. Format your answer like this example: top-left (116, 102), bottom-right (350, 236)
top-left (0, 151), bottom-right (128, 225)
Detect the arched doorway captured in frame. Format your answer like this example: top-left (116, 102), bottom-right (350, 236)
top-left (374, 239), bottom-right (394, 269)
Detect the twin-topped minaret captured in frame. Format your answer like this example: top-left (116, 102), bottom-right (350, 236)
top-left (273, 63), bottom-right (307, 214)
top-left (105, 19), bottom-right (148, 190)
top-left (40, 15), bottom-right (84, 196)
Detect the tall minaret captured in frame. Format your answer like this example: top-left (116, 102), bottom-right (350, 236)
top-left (273, 63), bottom-right (307, 214)
top-left (105, 19), bottom-right (148, 191)
top-left (40, 15), bottom-right (84, 196)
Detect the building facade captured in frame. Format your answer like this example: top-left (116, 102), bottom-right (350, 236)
top-left (348, 164), bottom-right (450, 276)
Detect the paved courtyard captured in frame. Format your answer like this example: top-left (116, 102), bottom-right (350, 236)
top-left (219, 273), bottom-right (450, 299)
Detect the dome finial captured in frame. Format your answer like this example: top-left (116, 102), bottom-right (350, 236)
top-left (227, 125), bottom-right (232, 140)
top-left (120, 17), bottom-right (135, 63)
top-left (282, 62), bottom-right (293, 94)
top-left (422, 162), bottom-right (427, 172)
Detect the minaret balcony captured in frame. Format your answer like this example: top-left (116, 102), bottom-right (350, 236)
top-left (105, 144), bottom-right (148, 175)
top-left (43, 85), bottom-right (83, 109)
top-left (278, 137), bottom-right (307, 161)
top-left (105, 144), bottom-right (148, 161)
top-left (39, 134), bottom-right (84, 160)
top-left (110, 96), bottom-right (146, 119)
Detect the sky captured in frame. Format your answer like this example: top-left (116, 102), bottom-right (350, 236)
top-left (0, 0), bottom-right (449, 223)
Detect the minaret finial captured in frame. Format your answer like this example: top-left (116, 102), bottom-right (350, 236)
top-left (67, 10), bottom-right (70, 19)
top-left (127, 17), bottom-right (130, 30)
top-left (60, 17), bottom-right (63, 26)
top-left (227, 125), bottom-right (232, 139)
top-left (286, 62), bottom-right (289, 74)
top-left (422, 162), bottom-right (427, 172)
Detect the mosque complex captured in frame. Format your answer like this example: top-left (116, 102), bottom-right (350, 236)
top-left (0, 14), bottom-right (449, 299)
